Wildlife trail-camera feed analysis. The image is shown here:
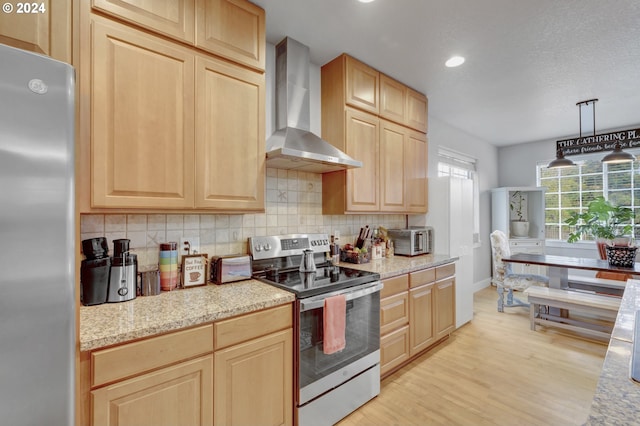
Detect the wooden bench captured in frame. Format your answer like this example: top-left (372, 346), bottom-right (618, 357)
top-left (567, 274), bottom-right (626, 297)
top-left (524, 286), bottom-right (621, 340)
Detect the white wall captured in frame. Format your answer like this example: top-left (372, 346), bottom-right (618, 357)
top-left (411, 117), bottom-right (499, 288)
top-left (498, 139), bottom-right (555, 187)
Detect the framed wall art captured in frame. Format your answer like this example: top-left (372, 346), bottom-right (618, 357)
top-left (181, 254), bottom-right (208, 287)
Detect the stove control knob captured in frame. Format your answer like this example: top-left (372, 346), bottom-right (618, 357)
top-left (254, 244), bottom-right (262, 252)
top-left (311, 240), bottom-right (316, 246)
top-left (264, 243), bottom-right (271, 251)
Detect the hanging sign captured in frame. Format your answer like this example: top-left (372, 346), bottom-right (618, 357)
top-left (556, 127), bottom-right (640, 156)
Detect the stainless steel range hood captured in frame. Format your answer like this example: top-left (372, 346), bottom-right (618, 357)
top-left (266, 37), bottom-right (362, 173)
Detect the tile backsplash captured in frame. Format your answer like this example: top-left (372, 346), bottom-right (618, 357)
top-left (81, 168), bottom-right (406, 266)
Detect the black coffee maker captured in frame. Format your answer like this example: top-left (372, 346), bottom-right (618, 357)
top-left (80, 237), bottom-right (111, 306)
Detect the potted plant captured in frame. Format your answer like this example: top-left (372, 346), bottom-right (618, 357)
top-left (510, 191), bottom-right (529, 237)
top-left (565, 196), bottom-right (635, 262)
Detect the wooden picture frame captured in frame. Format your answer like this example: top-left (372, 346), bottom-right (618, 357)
top-left (181, 254), bottom-right (208, 287)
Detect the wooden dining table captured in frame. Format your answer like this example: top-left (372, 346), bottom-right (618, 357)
top-left (502, 253), bottom-right (640, 290)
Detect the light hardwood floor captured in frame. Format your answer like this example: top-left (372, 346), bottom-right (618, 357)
top-left (338, 286), bottom-right (608, 425)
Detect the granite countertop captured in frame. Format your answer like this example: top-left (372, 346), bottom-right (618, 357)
top-left (587, 279), bottom-right (640, 424)
top-left (338, 253), bottom-right (458, 279)
top-left (80, 254), bottom-right (458, 352)
top-left (79, 279), bottom-right (295, 352)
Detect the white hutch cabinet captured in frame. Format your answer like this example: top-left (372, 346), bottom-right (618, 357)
top-left (491, 187), bottom-right (546, 275)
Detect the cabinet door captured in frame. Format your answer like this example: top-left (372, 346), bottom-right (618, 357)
top-left (380, 325), bottom-right (410, 377)
top-left (406, 88), bottom-right (428, 133)
top-left (91, 17), bottom-right (195, 208)
top-left (509, 241), bottom-right (546, 275)
top-left (345, 55), bottom-right (379, 114)
top-left (345, 108), bottom-right (380, 211)
top-left (434, 277), bottom-right (456, 339)
top-left (405, 130), bottom-right (428, 213)
top-left (195, 0), bottom-right (265, 71)
top-left (214, 329), bottom-right (293, 426)
top-left (380, 120), bottom-right (406, 212)
top-left (92, 355), bottom-right (213, 426)
top-left (195, 55), bottom-right (265, 210)
top-left (379, 74), bottom-right (406, 124)
top-left (0, 2), bottom-right (71, 62)
top-left (380, 292), bottom-right (409, 335)
top-left (92, 0), bottom-right (196, 43)
top-left (409, 284), bottom-right (435, 356)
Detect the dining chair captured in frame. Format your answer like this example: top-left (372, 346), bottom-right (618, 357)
top-left (490, 230), bottom-right (549, 312)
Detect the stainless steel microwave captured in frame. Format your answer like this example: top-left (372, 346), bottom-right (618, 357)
top-left (388, 227), bottom-right (433, 256)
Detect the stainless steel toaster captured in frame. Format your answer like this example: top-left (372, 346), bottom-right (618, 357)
top-left (388, 227), bottom-right (433, 256)
top-left (210, 254), bottom-right (252, 284)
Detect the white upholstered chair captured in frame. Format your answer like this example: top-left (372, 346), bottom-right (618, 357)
top-left (490, 230), bottom-right (549, 312)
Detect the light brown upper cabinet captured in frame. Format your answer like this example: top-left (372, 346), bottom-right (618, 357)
top-left (344, 55), bottom-right (380, 114)
top-left (89, 17), bottom-right (196, 209)
top-left (194, 56), bottom-right (265, 210)
top-left (407, 87), bottom-right (428, 133)
top-left (321, 53), bottom-right (428, 214)
top-left (379, 120), bottom-right (406, 212)
top-left (0, 2), bottom-right (71, 62)
top-left (91, 0), bottom-right (265, 71)
top-left (195, 0), bottom-right (265, 71)
top-left (78, 0), bottom-right (265, 212)
top-left (91, 0), bottom-right (196, 43)
top-left (379, 74), bottom-right (406, 125)
top-left (327, 54), bottom-right (427, 132)
top-left (405, 130), bottom-right (428, 213)
top-left (322, 108), bottom-right (380, 212)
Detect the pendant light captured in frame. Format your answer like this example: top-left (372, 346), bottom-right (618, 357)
top-left (602, 141), bottom-right (636, 163)
top-left (590, 99), bottom-right (636, 163)
top-left (547, 148), bottom-right (576, 168)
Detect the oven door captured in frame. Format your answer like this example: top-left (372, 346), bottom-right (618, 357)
top-left (297, 281), bottom-right (382, 405)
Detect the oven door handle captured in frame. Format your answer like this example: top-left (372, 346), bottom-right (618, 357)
top-left (299, 281), bottom-right (383, 312)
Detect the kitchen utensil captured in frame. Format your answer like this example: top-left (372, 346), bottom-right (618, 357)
top-left (139, 267), bottom-right (161, 296)
top-left (299, 249), bottom-right (317, 273)
top-left (159, 242), bottom-right (178, 290)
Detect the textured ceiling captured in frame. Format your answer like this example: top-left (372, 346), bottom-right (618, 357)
top-left (251, 0), bottom-right (640, 147)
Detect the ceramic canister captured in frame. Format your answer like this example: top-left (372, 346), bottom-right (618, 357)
top-left (159, 242), bottom-right (178, 290)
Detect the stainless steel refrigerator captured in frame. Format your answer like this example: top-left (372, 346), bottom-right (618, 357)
top-left (0, 43), bottom-right (75, 425)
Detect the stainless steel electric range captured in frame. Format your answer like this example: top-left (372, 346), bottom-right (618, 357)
top-left (250, 233), bottom-right (382, 426)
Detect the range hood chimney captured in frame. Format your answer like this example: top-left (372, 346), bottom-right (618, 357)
top-left (265, 37), bottom-right (362, 173)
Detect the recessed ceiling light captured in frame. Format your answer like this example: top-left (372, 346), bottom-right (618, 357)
top-left (358, 0), bottom-right (375, 3)
top-left (445, 56), bottom-right (465, 67)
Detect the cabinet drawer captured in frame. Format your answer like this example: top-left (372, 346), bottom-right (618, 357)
top-left (381, 274), bottom-right (409, 298)
top-left (92, 324), bottom-right (213, 387)
top-left (380, 325), bottom-right (410, 377)
top-left (436, 263), bottom-right (455, 281)
top-left (381, 292), bottom-right (409, 334)
top-left (409, 267), bottom-right (436, 288)
top-left (215, 304), bottom-right (292, 350)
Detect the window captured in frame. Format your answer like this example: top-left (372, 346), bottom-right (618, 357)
top-left (438, 148), bottom-right (481, 245)
top-left (537, 153), bottom-right (640, 241)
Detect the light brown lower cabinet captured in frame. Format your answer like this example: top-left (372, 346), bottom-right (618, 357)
top-left (380, 262), bottom-right (456, 378)
top-left (214, 330), bottom-right (292, 426)
top-left (82, 304), bottom-right (293, 426)
top-left (92, 355), bottom-right (214, 426)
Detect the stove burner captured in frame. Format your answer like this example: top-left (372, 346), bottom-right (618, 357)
top-left (249, 233), bottom-right (380, 298)
top-left (254, 263), bottom-right (378, 298)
